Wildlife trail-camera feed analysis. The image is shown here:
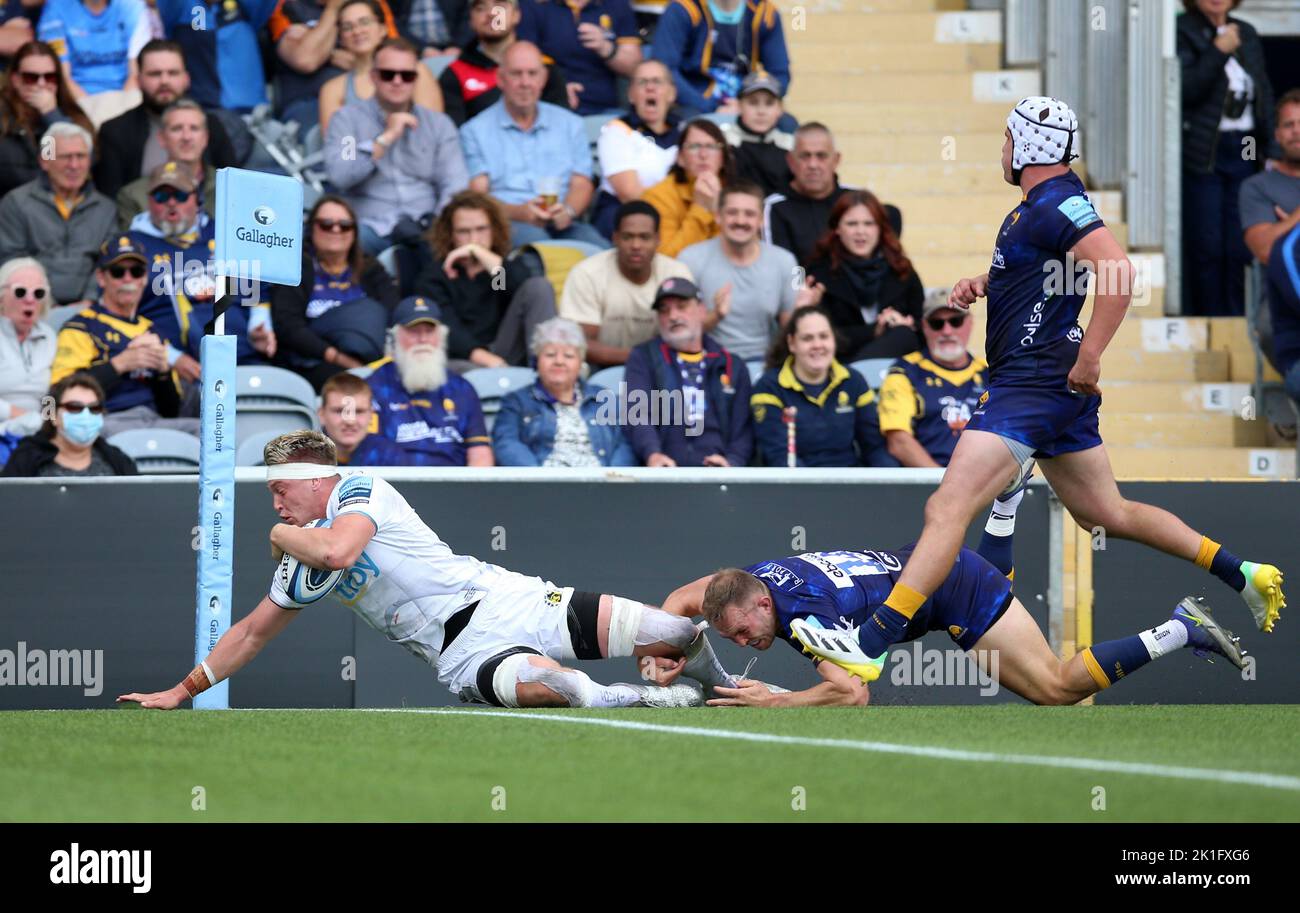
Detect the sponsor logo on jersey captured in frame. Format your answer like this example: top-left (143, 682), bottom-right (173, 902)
top-left (753, 562), bottom-right (804, 590)
top-left (335, 550), bottom-right (380, 603)
top-left (337, 475), bottom-right (373, 508)
top-left (545, 588), bottom-right (563, 605)
top-left (1067, 324), bottom-right (1084, 343)
top-left (948, 624), bottom-right (966, 639)
top-left (1020, 299), bottom-right (1046, 346)
top-left (1057, 194), bottom-right (1100, 230)
top-left (991, 246), bottom-right (1006, 270)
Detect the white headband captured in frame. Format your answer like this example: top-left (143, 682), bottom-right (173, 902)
top-left (266, 463), bottom-right (341, 481)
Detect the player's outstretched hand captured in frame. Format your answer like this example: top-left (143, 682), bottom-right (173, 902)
top-left (116, 687), bottom-right (186, 710)
top-left (948, 273), bottom-right (987, 310)
top-left (707, 679), bottom-right (774, 707)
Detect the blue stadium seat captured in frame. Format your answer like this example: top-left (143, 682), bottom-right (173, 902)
top-left (107, 428), bottom-right (201, 474)
top-left (587, 365), bottom-right (625, 391)
top-left (44, 304), bottom-right (84, 333)
top-left (347, 365), bottom-right (375, 380)
top-left (463, 366), bottom-right (536, 416)
top-left (746, 359), bottom-right (765, 382)
top-left (850, 357), bottom-right (895, 389)
top-left (234, 429), bottom-right (287, 467)
top-left (235, 366), bottom-right (318, 446)
top-left (422, 56), bottom-right (453, 79)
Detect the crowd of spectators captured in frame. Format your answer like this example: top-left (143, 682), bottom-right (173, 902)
top-left (3, 0), bottom-right (1288, 475)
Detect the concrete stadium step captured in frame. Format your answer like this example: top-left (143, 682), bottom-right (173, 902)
top-left (1099, 381), bottom-right (1251, 414)
top-left (795, 102), bottom-right (1009, 133)
top-left (786, 10), bottom-right (999, 44)
top-left (777, 0), bottom-right (967, 12)
top-left (1208, 317), bottom-right (1282, 383)
top-left (1096, 316), bottom-right (1211, 351)
top-left (886, 192), bottom-right (1013, 225)
top-left (908, 253), bottom-right (999, 288)
top-left (790, 42), bottom-right (1000, 74)
top-left (1099, 412), bottom-right (1269, 448)
top-left (843, 164), bottom-right (1011, 196)
top-left (830, 131), bottom-right (1007, 164)
top-left (902, 223), bottom-right (1005, 255)
top-left (1101, 349), bottom-right (1230, 382)
top-left (788, 73), bottom-right (1003, 106)
top-left (1107, 446), bottom-right (1296, 480)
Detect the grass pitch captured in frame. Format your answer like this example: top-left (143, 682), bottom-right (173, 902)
top-left (3, 705), bottom-right (1298, 822)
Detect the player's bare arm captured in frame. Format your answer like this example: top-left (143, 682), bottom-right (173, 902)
top-left (270, 513), bottom-right (376, 570)
top-left (709, 660), bottom-right (868, 708)
top-left (1068, 227), bottom-right (1133, 396)
top-left (659, 575), bottom-right (713, 618)
top-left (116, 597), bottom-right (300, 709)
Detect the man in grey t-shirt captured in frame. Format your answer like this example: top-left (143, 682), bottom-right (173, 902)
top-left (678, 180), bottom-right (817, 361)
top-left (1240, 90), bottom-right (1300, 266)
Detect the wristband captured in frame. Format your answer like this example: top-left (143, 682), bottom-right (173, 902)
top-left (181, 662), bottom-right (215, 698)
top-left (603, 41), bottom-right (618, 61)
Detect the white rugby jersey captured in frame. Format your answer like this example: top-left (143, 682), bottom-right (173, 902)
top-left (268, 474), bottom-right (540, 665)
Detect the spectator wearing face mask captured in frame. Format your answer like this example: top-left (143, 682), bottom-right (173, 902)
top-left (2, 372), bottom-right (139, 476)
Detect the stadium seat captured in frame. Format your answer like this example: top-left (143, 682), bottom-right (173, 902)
top-left (44, 304), bottom-right (84, 333)
top-left (587, 365), bottom-right (624, 390)
top-left (702, 112), bottom-right (737, 127)
top-left (107, 428), bottom-right (201, 474)
top-left (376, 246), bottom-right (400, 288)
top-left (234, 429), bottom-right (286, 467)
top-left (235, 366), bottom-right (318, 446)
top-left (347, 365), bottom-right (375, 380)
top-left (851, 358), bottom-right (895, 389)
top-left (463, 366), bottom-right (536, 416)
top-left (531, 239), bottom-right (604, 260)
top-left (422, 56), bottom-right (453, 79)
top-left (746, 359), bottom-right (764, 382)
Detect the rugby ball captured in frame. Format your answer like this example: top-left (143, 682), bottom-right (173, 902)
top-left (278, 519), bottom-right (345, 605)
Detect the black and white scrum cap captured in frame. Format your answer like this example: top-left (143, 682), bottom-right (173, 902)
top-left (1007, 96), bottom-right (1079, 173)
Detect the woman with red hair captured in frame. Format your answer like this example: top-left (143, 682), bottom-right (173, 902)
top-left (805, 189), bottom-right (923, 361)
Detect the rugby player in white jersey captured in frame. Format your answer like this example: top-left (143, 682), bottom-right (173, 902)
top-left (118, 430), bottom-right (740, 710)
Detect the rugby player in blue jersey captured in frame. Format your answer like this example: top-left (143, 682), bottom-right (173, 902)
top-left (654, 546), bottom-right (1249, 707)
top-left (853, 97), bottom-right (1283, 677)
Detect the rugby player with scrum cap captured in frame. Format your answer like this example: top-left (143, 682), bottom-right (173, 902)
top-left (118, 430), bottom-right (743, 710)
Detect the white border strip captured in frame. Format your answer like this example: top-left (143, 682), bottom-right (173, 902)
top-left (352, 707), bottom-right (1300, 793)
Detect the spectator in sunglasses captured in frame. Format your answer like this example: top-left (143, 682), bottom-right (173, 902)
top-left (1, 371), bottom-right (139, 476)
top-left (0, 120), bottom-right (117, 305)
top-left (0, 41), bottom-right (96, 197)
top-left (0, 257), bottom-right (56, 439)
top-left (805, 189), bottom-right (923, 361)
top-left (319, 0), bottom-right (443, 134)
top-left (115, 99), bottom-right (218, 229)
top-left (325, 37), bottom-right (467, 256)
top-left (272, 195), bottom-right (400, 390)
top-left (48, 236), bottom-right (199, 436)
top-left (875, 289), bottom-right (987, 469)
top-left (128, 161), bottom-right (276, 382)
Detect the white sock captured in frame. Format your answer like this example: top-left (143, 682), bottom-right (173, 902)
top-left (1138, 620), bottom-right (1189, 659)
top-left (588, 683), bottom-right (641, 708)
top-left (985, 487), bottom-right (1026, 537)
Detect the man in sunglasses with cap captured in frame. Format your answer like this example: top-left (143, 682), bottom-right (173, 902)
top-left (876, 288), bottom-right (986, 470)
top-left (49, 235), bottom-right (199, 436)
top-left (128, 161), bottom-right (276, 383)
top-left (325, 36), bottom-right (468, 256)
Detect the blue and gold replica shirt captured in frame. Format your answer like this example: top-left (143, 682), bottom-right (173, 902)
top-left (876, 350), bottom-right (986, 466)
top-left (366, 359), bottom-right (491, 466)
top-left (746, 546), bottom-right (1014, 654)
top-left (983, 171), bottom-right (1105, 388)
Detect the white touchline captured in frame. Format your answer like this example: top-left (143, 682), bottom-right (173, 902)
top-left (349, 707), bottom-right (1300, 793)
